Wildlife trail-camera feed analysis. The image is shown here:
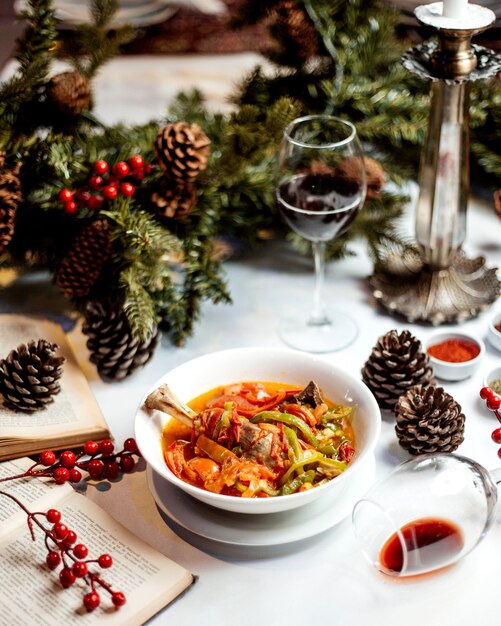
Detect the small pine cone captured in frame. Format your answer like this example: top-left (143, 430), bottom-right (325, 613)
top-left (395, 385), bottom-right (465, 455)
top-left (333, 156), bottom-right (385, 201)
top-left (46, 71), bottom-right (92, 116)
top-left (274, 1), bottom-right (319, 60)
top-left (154, 122), bottom-right (210, 183)
top-left (0, 164), bottom-right (22, 254)
top-left (151, 179), bottom-right (196, 219)
top-left (55, 218), bottom-right (111, 299)
top-left (0, 340), bottom-right (65, 412)
top-left (494, 189), bottom-right (501, 220)
top-left (82, 302), bottom-right (159, 381)
top-left (362, 329), bottom-right (434, 411)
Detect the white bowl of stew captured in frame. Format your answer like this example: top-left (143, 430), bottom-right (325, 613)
top-left (135, 347), bottom-right (381, 514)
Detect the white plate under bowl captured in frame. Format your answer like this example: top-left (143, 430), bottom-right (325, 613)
top-left (147, 455), bottom-right (375, 547)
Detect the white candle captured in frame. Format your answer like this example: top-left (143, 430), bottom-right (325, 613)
top-left (442, 0), bottom-right (468, 19)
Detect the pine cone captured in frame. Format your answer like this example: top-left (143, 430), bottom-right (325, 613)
top-left (151, 179), bottom-right (196, 219)
top-left (46, 71), bottom-right (92, 116)
top-left (55, 218), bottom-right (111, 299)
top-left (82, 302), bottom-right (159, 381)
top-left (274, 1), bottom-right (319, 60)
top-left (154, 122), bottom-right (210, 183)
top-left (0, 340), bottom-right (65, 412)
top-left (361, 329), bottom-right (434, 411)
top-left (395, 385), bottom-right (465, 455)
top-left (333, 156), bottom-right (385, 201)
top-left (0, 162), bottom-right (22, 255)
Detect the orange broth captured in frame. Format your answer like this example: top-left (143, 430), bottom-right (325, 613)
top-left (161, 380), bottom-right (355, 452)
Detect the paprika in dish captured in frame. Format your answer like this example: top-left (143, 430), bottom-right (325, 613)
top-left (427, 339), bottom-right (480, 363)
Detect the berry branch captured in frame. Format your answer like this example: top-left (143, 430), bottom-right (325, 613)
top-left (479, 387), bottom-right (501, 457)
top-left (0, 437), bottom-right (141, 613)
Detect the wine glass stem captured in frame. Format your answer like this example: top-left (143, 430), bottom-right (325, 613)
top-left (309, 241), bottom-right (330, 326)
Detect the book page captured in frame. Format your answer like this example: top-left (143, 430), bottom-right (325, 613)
top-left (0, 457), bottom-right (72, 536)
top-left (0, 315), bottom-right (109, 439)
top-left (0, 490), bottom-right (193, 625)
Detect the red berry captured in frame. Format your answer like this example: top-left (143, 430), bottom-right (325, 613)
top-left (119, 182), bottom-right (135, 197)
top-left (64, 530), bottom-right (78, 546)
top-left (144, 164), bottom-right (152, 174)
top-left (53, 522), bottom-right (69, 540)
top-left (487, 396), bottom-right (501, 411)
top-left (132, 169), bottom-right (145, 181)
top-left (60, 450), bottom-right (77, 469)
top-left (498, 448), bottom-right (501, 460)
top-left (492, 428), bottom-right (501, 444)
top-left (83, 591), bottom-right (100, 612)
top-left (84, 440), bottom-right (99, 456)
top-left (112, 591), bottom-right (126, 607)
top-left (112, 161), bottom-right (130, 179)
top-left (40, 450), bottom-right (56, 466)
top-left (69, 468), bottom-right (82, 483)
top-left (63, 200), bottom-right (77, 214)
top-left (58, 188), bottom-right (73, 203)
top-left (88, 195), bottom-right (104, 210)
top-left (46, 508), bottom-right (61, 523)
top-left (128, 155), bottom-right (144, 170)
top-left (99, 439), bottom-right (114, 455)
top-left (93, 160), bottom-right (109, 175)
top-left (480, 387), bottom-right (494, 400)
top-left (98, 553), bottom-right (113, 568)
top-left (76, 190), bottom-right (91, 206)
top-left (120, 455), bottom-right (135, 473)
top-left (46, 551), bottom-right (61, 570)
top-left (124, 438), bottom-right (138, 454)
top-left (73, 543), bottom-right (89, 559)
top-left (72, 561), bottom-right (88, 578)
top-left (89, 175), bottom-right (103, 190)
top-left (53, 467), bottom-right (70, 484)
top-left (59, 567), bottom-right (76, 588)
top-left (102, 185), bottom-right (117, 200)
top-left (88, 459), bottom-right (104, 479)
top-left (104, 462), bottom-right (120, 481)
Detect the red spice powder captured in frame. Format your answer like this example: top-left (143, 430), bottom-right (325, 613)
top-left (427, 339), bottom-right (480, 363)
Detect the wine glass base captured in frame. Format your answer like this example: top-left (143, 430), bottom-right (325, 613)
top-left (278, 310), bottom-right (358, 353)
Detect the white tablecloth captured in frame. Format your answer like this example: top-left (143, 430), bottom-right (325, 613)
top-left (13, 54), bottom-right (501, 626)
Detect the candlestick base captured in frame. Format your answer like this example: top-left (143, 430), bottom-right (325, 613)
top-left (369, 251), bottom-right (500, 325)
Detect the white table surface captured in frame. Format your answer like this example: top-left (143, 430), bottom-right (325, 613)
top-left (8, 54), bottom-right (501, 626)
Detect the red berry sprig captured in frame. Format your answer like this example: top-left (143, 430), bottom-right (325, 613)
top-left (56, 155), bottom-right (152, 215)
top-left (480, 387), bottom-right (501, 458)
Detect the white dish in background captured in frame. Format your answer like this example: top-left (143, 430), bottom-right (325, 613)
top-left (135, 347), bottom-right (381, 515)
top-left (425, 331), bottom-right (485, 382)
top-left (147, 455), bottom-right (376, 547)
top-left (487, 311), bottom-right (501, 353)
top-left (483, 365), bottom-right (501, 397)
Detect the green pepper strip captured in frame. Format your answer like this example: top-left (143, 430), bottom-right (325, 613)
top-left (280, 470), bottom-right (316, 496)
top-left (317, 457), bottom-right (347, 471)
top-left (235, 480), bottom-right (279, 497)
top-left (252, 411), bottom-right (318, 448)
top-left (283, 425), bottom-right (302, 462)
top-left (279, 452), bottom-right (324, 486)
top-left (212, 401), bottom-right (233, 440)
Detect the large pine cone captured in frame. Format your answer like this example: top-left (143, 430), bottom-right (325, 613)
top-left (395, 385), bottom-right (465, 455)
top-left (0, 162), bottom-right (22, 255)
top-left (361, 329), bottom-right (434, 411)
top-left (55, 218), bottom-right (111, 299)
top-left (46, 71), bottom-right (92, 116)
top-left (0, 340), bottom-right (65, 412)
top-left (82, 302), bottom-right (159, 381)
top-left (151, 179), bottom-right (196, 219)
top-left (274, 1), bottom-right (319, 60)
top-left (154, 122), bottom-right (210, 183)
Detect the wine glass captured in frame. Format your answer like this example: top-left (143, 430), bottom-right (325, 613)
top-left (276, 115), bottom-right (367, 353)
top-left (352, 453), bottom-right (500, 578)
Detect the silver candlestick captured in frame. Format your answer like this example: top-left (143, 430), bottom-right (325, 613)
top-left (370, 2), bottom-right (501, 324)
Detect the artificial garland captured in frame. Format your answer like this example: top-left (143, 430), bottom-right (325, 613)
top-left (0, 0), bottom-right (499, 375)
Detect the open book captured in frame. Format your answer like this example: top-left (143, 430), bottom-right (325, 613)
top-left (0, 457), bottom-right (194, 625)
top-left (0, 314), bottom-right (110, 461)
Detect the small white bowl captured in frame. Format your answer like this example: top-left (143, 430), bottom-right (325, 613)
top-left (425, 332), bottom-right (485, 382)
top-left (483, 365), bottom-right (501, 398)
top-left (487, 312), bottom-right (501, 353)
top-left (135, 347), bottom-right (381, 514)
